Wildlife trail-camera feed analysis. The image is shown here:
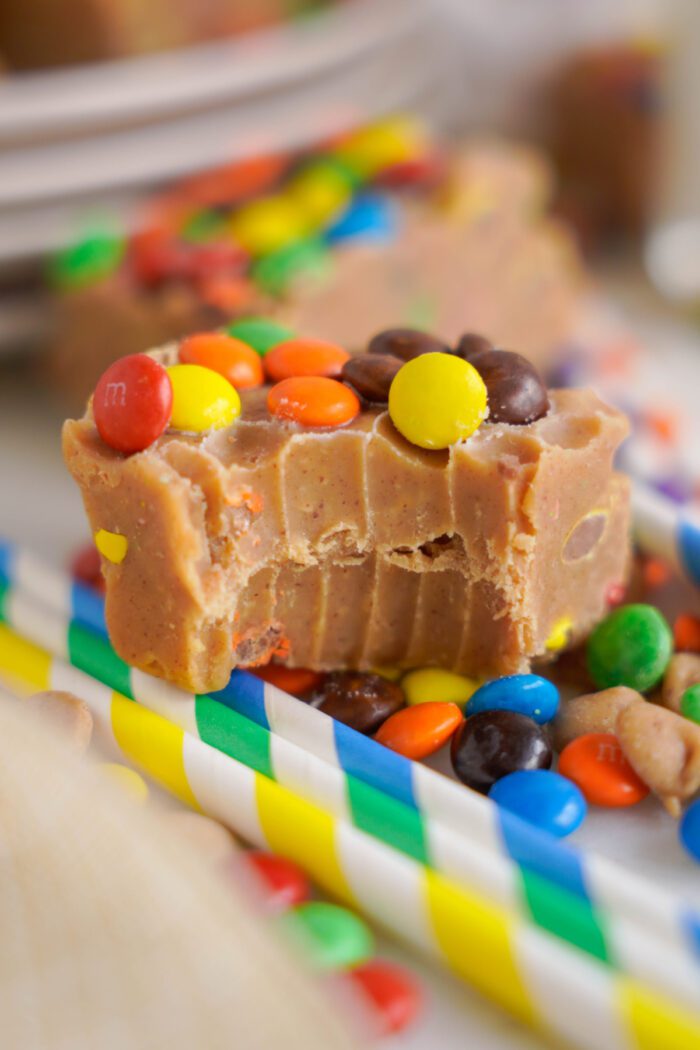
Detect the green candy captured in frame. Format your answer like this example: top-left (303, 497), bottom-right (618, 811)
top-left (277, 901), bottom-right (373, 972)
top-left (681, 684), bottom-right (700, 724)
top-left (180, 208), bottom-right (225, 244)
top-left (586, 603), bottom-right (673, 693)
top-left (49, 229), bottom-right (125, 290)
top-left (226, 317), bottom-right (296, 355)
top-left (252, 237), bottom-right (331, 297)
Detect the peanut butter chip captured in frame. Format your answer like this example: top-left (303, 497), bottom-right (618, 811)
top-left (615, 702), bottom-right (700, 817)
top-left (553, 687), bottom-right (642, 750)
top-left (661, 653), bottom-right (700, 714)
top-left (562, 511), bottom-right (608, 562)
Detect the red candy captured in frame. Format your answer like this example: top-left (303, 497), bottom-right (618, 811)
top-left (245, 851), bottom-right (310, 912)
top-left (558, 733), bottom-right (649, 807)
top-left (253, 664), bottom-right (325, 696)
top-left (674, 613), bottom-right (700, 654)
top-left (93, 354), bottom-right (173, 453)
top-left (70, 542), bottom-right (104, 593)
top-left (347, 959), bottom-right (423, 1036)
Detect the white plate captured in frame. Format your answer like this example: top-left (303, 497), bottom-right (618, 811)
top-left (0, 0), bottom-right (426, 145)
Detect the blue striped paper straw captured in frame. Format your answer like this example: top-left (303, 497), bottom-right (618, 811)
top-left (1, 535), bottom-right (699, 973)
top-left (632, 483), bottom-right (700, 587)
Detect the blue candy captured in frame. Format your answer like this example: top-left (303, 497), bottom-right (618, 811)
top-left (325, 193), bottom-right (398, 245)
top-left (466, 674), bottom-right (559, 725)
top-left (489, 770), bottom-right (586, 838)
top-left (680, 798), bottom-right (700, 863)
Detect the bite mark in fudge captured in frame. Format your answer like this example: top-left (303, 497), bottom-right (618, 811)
top-left (63, 328), bottom-right (630, 693)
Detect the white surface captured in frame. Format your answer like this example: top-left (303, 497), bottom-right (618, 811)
top-left (2, 287), bottom-right (700, 1047)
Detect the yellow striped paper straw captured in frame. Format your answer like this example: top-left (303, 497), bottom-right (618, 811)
top-left (1, 623), bottom-right (698, 1050)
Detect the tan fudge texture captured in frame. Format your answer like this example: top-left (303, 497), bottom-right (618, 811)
top-left (64, 356), bottom-right (630, 693)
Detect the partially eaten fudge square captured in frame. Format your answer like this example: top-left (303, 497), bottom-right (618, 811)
top-left (63, 325), bottom-right (630, 694)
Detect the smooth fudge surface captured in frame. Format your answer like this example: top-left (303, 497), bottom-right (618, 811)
top-left (64, 345), bottom-right (630, 694)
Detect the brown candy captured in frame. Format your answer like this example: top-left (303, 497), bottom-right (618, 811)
top-left (553, 686), bottom-right (642, 750)
top-left (661, 653), bottom-right (700, 713)
top-left (471, 350), bottom-right (549, 425)
top-left (25, 690), bottom-right (94, 752)
top-left (367, 328), bottom-right (450, 361)
top-left (453, 332), bottom-right (494, 361)
top-left (615, 701), bottom-right (700, 817)
top-left (341, 354), bottom-right (402, 403)
top-left (309, 672), bottom-right (405, 734)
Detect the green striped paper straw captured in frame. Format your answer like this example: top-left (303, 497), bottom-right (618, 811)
top-left (2, 579), bottom-right (699, 1012)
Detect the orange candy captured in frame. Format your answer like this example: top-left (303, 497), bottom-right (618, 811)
top-left (674, 613), bottom-right (700, 653)
top-left (253, 664), bottom-right (325, 696)
top-left (373, 702), bottom-right (463, 760)
top-left (267, 376), bottom-right (359, 428)
top-left (264, 338), bottom-right (350, 382)
top-left (558, 733), bottom-right (649, 807)
top-left (179, 332), bottom-right (264, 389)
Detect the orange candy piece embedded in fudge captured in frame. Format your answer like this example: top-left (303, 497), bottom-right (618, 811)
top-left (558, 732), bottom-right (649, 807)
top-left (264, 338), bottom-right (350, 382)
top-left (373, 702), bottom-right (463, 760)
top-left (253, 665), bottom-right (325, 697)
top-left (179, 332), bottom-right (264, 389)
top-left (267, 376), bottom-right (359, 427)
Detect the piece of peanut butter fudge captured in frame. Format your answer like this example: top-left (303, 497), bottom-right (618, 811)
top-left (63, 325), bottom-right (630, 694)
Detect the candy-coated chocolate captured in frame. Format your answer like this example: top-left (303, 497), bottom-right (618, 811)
top-left (340, 354), bottom-right (402, 402)
top-left (326, 193), bottom-right (397, 244)
top-left (226, 317), bottom-right (296, 355)
top-left (373, 702), bottom-right (463, 759)
top-left (245, 851), bottom-right (310, 912)
top-left (388, 353), bottom-right (488, 450)
top-left (558, 732), bottom-right (649, 807)
top-left (51, 229), bottom-right (124, 289)
top-left (453, 332), bottom-right (494, 361)
top-left (347, 960), bottom-right (423, 1036)
top-left (680, 798), bottom-right (700, 863)
top-left (98, 763), bottom-right (149, 803)
top-left (93, 353), bottom-right (173, 453)
top-left (472, 350), bottom-right (550, 425)
top-left (264, 338), bottom-right (350, 382)
top-left (674, 613), bottom-right (700, 653)
top-left (228, 195), bottom-right (307, 256)
top-left (166, 364), bottom-right (241, 433)
top-left (253, 664), bottom-right (324, 696)
top-left (309, 672), bottom-right (405, 734)
top-left (489, 770), bottom-right (587, 837)
top-left (94, 529), bottom-right (128, 564)
top-left (545, 615), bottom-right (573, 652)
top-left (253, 237), bottom-right (329, 297)
top-left (681, 684), bottom-right (700, 724)
top-left (333, 117), bottom-right (426, 179)
top-left (179, 332), bottom-right (264, 389)
top-left (267, 376), bottom-right (359, 427)
top-left (451, 710), bottom-right (552, 793)
top-left (466, 674), bottom-right (559, 725)
top-left (402, 667), bottom-right (478, 709)
top-left (286, 161), bottom-right (353, 227)
top-left (278, 902), bottom-right (374, 972)
top-left (587, 604), bottom-right (673, 692)
top-left (368, 327), bottom-right (450, 361)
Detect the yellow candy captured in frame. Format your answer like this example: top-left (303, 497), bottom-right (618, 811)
top-left (402, 668), bottom-right (479, 709)
top-left (94, 528), bottom-right (128, 564)
top-left (371, 666), bottom-right (402, 682)
top-left (545, 615), bottom-right (574, 653)
top-left (99, 763), bottom-right (149, 804)
top-left (167, 364), bottom-right (240, 433)
top-left (228, 195), bottom-right (307, 256)
top-left (333, 116), bottom-right (426, 178)
top-left (287, 163), bottom-right (352, 228)
top-left (388, 353), bottom-right (488, 449)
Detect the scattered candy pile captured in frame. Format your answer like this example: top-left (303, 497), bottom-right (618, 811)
top-left (24, 685), bottom-right (424, 1039)
top-left (50, 117), bottom-right (434, 305)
